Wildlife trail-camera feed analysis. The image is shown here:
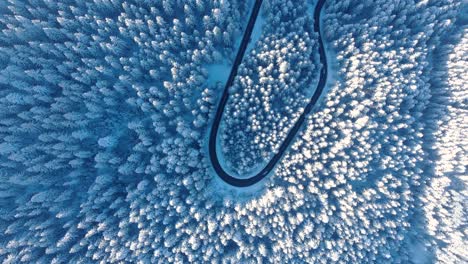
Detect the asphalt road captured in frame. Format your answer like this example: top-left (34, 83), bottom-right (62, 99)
top-left (209, 0), bottom-right (328, 187)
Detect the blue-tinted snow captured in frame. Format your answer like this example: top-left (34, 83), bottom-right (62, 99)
top-left (0, 0), bottom-right (465, 263)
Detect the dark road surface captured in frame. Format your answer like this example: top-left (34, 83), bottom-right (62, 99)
top-left (209, 0), bottom-right (328, 187)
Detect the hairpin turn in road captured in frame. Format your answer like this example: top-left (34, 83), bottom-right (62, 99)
top-left (209, 0), bottom-right (328, 187)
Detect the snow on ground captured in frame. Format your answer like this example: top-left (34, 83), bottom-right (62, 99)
top-left (205, 61), bottom-right (231, 85)
top-left (245, 3), bottom-right (267, 54)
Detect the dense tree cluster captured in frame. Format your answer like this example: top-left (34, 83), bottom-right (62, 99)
top-left (220, 0), bottom-right (319, 174)
top-left (262, 0), bottom-right (464, 262)
top-left (0, 0), bottom-right (248, 262)
top-left (0, 0), bottom-right (465, 263)
top-left (421, 24), bottom-right (467, 263)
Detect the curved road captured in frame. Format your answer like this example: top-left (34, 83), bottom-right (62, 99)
top-left (209, 0), bottom-right (328, 187)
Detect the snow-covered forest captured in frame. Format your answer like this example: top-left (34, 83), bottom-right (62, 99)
top-left (0, 0), bottom-right (466, 263)
top-left (220, 0), bottom-right (319, 174)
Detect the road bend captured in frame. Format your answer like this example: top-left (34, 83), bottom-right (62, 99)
top-left (209, 0), bottom-right (328, 187)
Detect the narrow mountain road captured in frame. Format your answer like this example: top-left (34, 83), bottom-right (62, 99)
top-left (209, 0), bottom-right (328, 187)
